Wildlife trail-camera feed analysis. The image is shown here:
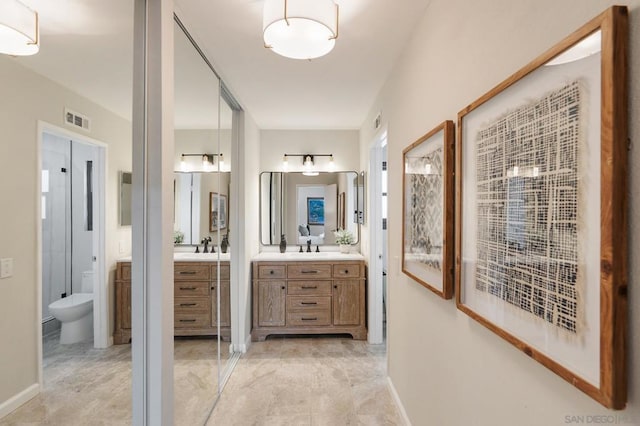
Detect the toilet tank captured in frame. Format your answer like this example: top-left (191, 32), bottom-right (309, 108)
top-left (81, 270), bottom-right (94, 293)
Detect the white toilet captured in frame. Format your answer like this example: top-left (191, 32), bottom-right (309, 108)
top-left (49, 271), bottom-right (94, 344)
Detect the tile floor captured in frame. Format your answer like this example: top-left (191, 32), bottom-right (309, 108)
top-left (1, 335), bottom-right (401, 425)
top-left (207, 336), bottom-right (402, 425)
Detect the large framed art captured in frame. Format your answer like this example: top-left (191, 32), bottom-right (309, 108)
top-left (456, 6), bottom-right (627, 409)
top-left (402, 120), bottom-right (455, 299)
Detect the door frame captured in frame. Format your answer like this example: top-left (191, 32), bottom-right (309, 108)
top-left (367, 126), bottom-right (388, 345)
top-left (37, 121), bottom-right (108, 382)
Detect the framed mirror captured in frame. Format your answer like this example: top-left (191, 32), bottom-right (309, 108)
top-left (260, 171), bottom-right (360, 246)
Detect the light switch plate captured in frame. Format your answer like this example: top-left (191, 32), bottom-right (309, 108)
top-left (0, 258), bottom-right (13, 279)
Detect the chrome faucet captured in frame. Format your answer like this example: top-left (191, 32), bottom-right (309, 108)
top-left (306, 239), bottom-right (312, 253)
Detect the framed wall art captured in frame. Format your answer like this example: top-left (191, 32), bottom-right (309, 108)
top-left (402, 120), bottom-right (455, 299)
top-left (455, 6), bottom-right (627, 409)
top-left (307, 197), bottom-right (325, 225)
top-left (209, 192), bottom-right (227, 231)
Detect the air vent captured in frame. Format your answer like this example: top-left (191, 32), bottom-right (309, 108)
top-left (64, 108), bottom-right (91, 132)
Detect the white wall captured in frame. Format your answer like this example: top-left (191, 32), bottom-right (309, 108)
top-left (0, 56), bottom-right (131, 409)
top-left (359, 1), bottom-right (640, 424)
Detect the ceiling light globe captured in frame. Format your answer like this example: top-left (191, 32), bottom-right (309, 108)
top-left (0, 0), bottom-right (39, 56)
top-left (263, 0), bottom-right (338, 60)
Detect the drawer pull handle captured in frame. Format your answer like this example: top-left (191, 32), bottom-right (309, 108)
top-left (301, 285), bottom-right (317, 289)
top-left (301, 317), bottom-right (317, 321)
top-left (179, 319), bottom-right (197, 323)
top-left (180, 287), bottom-right (197, 291)
top-left (180, 303), bottom-right (197, 307)
top-left (179, 271), bottom-right (197, 275)
top-left (301, 270), bottom-right (318, 274)
top-left (301, 302), bottom-right (317, 305)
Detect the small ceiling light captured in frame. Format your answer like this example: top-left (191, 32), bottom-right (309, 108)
top-left (263, 0), bottom-right (339, 60)
top-left (0, 0), bottom-right (39, 56)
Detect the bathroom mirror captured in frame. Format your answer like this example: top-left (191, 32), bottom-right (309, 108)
top-left (173, 171), bottom-right (230, 245)
top-left (260, 171), bottom-right (360, 246)
top-left (119, 171), bottom-right (132, 226)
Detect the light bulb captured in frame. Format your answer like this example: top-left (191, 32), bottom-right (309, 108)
top-left (219, 154), bottom-right (224, 170)
top-left (329, 155), bottom-right (335, 172)
top-left (180, 155), bottom-right (187, 172)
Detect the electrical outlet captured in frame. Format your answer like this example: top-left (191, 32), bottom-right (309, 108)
top-left (0, 258), bottom-right (13, 279)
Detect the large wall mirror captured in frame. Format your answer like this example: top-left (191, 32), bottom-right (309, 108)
top-left (260, 171), bottom-right (360, 246)
top-left (173, 14), bottom-right (236, 423)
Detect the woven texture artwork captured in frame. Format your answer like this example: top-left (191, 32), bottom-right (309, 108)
top-left (474, 81), bottom-right (582, 334)
top-left (407, 147), bottom-right (444, 271)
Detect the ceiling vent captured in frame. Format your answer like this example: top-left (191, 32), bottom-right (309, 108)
top-left (64, 108), bottom-right (91, 132)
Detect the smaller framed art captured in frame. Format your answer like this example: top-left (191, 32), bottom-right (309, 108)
top-left (307, 197), bottom-right (325, 225)
top-left (402, 120), bottom-right (455, 299)
top-left (209, 192), bottom-right (227, 232)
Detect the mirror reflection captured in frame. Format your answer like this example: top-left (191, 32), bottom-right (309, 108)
top-left (174, 172), bottom-right (230, 246)
top-left (260, 171), bottom-right (360, 246)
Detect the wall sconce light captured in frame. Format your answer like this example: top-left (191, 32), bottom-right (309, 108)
top-left (282, 153), bottom-right (334, 175)
top-left (180, 153), bottom-right (224, 172)
top-left (0, 0), bottom-right (40, 56)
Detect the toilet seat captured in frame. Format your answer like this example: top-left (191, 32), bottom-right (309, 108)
top-left (49, 293), bottom-right (93, 309)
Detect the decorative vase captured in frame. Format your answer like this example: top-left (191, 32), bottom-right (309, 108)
top-left (221, 235), bottom-right (228, 253)
top-left (279, 234), bottom-right (287, 253)
top-left (339, 244), bottom-right (350, 254)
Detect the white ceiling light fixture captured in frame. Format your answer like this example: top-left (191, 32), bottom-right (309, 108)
top-left (263, 0), bottom-right (339, 60)
top-left (0, 0), bottom-right (39, 56)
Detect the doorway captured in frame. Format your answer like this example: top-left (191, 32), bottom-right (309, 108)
top-left (38, 123), bottom-right (106, 352)
top-left (368, 129), bottom-right (388, 344)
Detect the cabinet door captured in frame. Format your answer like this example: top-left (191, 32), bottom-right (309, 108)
top-left (212, 281), bottom-right (231, 327)
top-left (121, 282), bottom-right (132, 329)
top-left (332, 280), bottom-right (361, 326)
top-left (258, 281), bottom-right (286, 327)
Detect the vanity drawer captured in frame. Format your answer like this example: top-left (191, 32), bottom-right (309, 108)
top-left (174, 297), bottom-right (210, 313)
top-left (212, 264), bottom-right (230, 280)
top-left (287, 264), bottom-right (332, 279)
top-left (175, 281), bottom-right (210, 297)
top-left (119, 263), bottom-right (131, 280)
top-left (258, 265), bottom-right (286, 279)
top-left (287, 296), bottom-right (331, 311)
top-left (174, 264), bottom-right (210, 281)
top-left (333, 264), bottom-right (361, 279)
top-left (287, 281), bottom-right (332, 296)
top-left (287, 310), bottom-right (331, 326)
top-left (175, 312), bottom-right (211, 328)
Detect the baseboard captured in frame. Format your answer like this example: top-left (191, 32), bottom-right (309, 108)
top-left (387, 376), bottom-right (412, 426)
top-left (0, 383), bottom-right (40, 420)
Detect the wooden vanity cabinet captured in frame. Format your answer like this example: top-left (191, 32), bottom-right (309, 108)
top-left (251, 260), bottom-right (366, 341)
top-left (114, 261), bottom-right (231, 344)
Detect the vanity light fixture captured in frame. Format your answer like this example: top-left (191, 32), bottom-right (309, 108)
top-left (180, 153), bottom-right (224, 172)
top-left (0, 0), bottom-right (39, 56)
top-left (282, 153), bottom-right (334, 175)
top-left (263, 0), bottom-right (339, 60)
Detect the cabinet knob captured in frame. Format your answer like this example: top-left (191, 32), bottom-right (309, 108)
top-left (343, 270), bottom-right (349, 274)
top-left (281, 286), bottom-right (285, 290)
top-left (334, 285), bottom-right (337, 289)
top-left (211, 286), bottom-right (215, 290)
top-left (270, 270), bottom-right (274, 274)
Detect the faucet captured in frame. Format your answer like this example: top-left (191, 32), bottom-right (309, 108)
top-left (306, 239), bottom-right (312, 253)
top-left (316, 245), bottom-right (320, 253)
top-left (202, 236), bottom-right (212, 253)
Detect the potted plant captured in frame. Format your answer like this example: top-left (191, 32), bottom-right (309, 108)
top-left (334, 228), bottom-right (354, 253)
top-left (174, 230), bottom-right (184, 245)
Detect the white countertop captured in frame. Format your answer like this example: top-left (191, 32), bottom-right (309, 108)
top-left (118, 252), bottom-right (231, 262)
top-left (252, 251), bottom-right (365, 262)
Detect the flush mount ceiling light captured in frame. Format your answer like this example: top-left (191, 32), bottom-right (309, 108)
top-left (0, 0), bottom-right (39, 56)
top-left (263, 0), bottom-right (339, 60)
